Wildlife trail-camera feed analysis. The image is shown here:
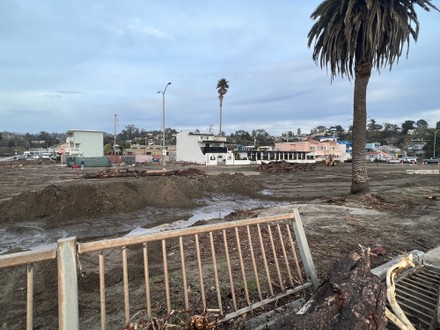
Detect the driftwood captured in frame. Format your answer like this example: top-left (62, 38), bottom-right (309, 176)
top-left (270, 247), bottom-right (387, 329)
top-left (385, 254), bottom-right (416, 330)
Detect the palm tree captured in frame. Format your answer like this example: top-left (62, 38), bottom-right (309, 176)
top-left (216, 78), bottom-right (229, 135)
top-left (308, 0), bottom-right (438, 194)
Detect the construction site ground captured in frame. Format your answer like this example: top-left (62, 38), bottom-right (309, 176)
top-left (0, 159), bottom-right (440, 329)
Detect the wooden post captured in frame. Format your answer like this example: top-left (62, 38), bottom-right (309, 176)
top-left (57, 237), bottom-right (79, 330)
top-left (293, 209), bottom-right (319, 290)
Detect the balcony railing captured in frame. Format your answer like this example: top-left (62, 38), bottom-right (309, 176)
top-left (201, 147), bottom-right (228, 154)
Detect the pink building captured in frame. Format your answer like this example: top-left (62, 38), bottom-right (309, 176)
top-left (275, 138), bottom-right (346, 162)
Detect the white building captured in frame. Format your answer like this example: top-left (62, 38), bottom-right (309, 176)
top-left (176, 131), bottom-right (228, 164)
top-left (64, 129), bottom-right (105, 157)
top-left (365, 142), bottom-right (380, 151)
top-left (408, 139), bottom-right (427, 156)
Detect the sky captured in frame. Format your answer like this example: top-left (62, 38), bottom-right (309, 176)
top-left (1, 1), bottom-right (439, 136)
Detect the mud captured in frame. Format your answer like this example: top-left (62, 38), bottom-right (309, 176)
top-left (0, 160), bottom-right (440, 329)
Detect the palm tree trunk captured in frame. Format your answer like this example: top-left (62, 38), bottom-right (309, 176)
top-left (219, 97), bottom-right (223, 135)
top-left (351, 61), bottom-right (371, 194)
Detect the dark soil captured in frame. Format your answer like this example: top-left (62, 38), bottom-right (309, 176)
top-left (0, 160), bottom-right (439, 329)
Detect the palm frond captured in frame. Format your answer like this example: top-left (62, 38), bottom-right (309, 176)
top-left (216, 78), bottom-right (229, 97)
top-left (308, 0), bottom-right (439, 79)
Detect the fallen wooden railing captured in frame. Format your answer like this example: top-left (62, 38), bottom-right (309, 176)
top-left (0, 209), bottom-right (318, 329)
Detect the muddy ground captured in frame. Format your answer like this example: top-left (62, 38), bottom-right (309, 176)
top-left (0, 159), bottom-right (440, 329)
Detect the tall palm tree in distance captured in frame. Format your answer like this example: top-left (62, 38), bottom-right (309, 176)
top-left (217, 78), bottom-right (229, 135)
top-left (308, 0), bottom-right (438, 195)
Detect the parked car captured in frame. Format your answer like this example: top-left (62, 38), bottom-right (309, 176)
top-left (386, 158), bottom-right (400, 164)
top-left (400, 156), bottom-right (417, 164)
top-left (423, 158), bottom-right (440, 164)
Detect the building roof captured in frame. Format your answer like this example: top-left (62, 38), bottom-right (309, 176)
top-left (66, 129), bottom-right (106, 134)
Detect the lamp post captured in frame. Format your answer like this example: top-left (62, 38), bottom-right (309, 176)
top-left (113, 114), bottom-right (118, 156)
top-left (434, 129), bottom-right (440, 158)
top-left (157, 82), bottom-right (171, 168)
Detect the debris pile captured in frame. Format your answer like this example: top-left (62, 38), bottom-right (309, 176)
top-left (83, 167), bottom-right (206, 179)
top-left (174, 168), bottom-right (207, 177)
top-left (272, 246), bottom-right (387, 329)
top-left (258, 161), bottom-right (316, 173)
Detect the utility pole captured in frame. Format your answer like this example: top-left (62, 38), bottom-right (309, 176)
top-left (113, 114), bottom-right (118, 156)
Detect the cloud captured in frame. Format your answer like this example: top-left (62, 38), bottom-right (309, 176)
top-left (126, 18), bottom-right (172, 39)
top-left (0, 0), bottom-right (438, 136)
top-left (103, 18), bottom-right (173, 41)
top-left (56, 90), bottom-right (85, 95)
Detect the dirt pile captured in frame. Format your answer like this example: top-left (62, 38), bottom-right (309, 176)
top-left (1, 161), bottom-right (440, 329)
top-left (0, 172), bottom-right (261, 224)
top-left (258, 161), bottom-right (316, 173)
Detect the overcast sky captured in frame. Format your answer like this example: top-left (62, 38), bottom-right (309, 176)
top-left (1, 1), bottom-right (439, 136)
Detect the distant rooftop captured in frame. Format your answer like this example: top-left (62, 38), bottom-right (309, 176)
top-left (66, 129), bottom-right (106, 135)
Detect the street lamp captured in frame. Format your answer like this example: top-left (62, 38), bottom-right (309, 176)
top-left (157, 82), bottom-right (171, 168)
top-left (113, 114), bottom-right (118, 156)
top-left (434, 129), bottom-right (440, 158)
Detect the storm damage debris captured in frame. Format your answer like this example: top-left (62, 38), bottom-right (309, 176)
top-left (385, 254), bottom-right (416, 329)
top-left (271, 246), bottom-right (387, 330)
top-left (83, 167), bottom-right (207, 179)
top-left (258, 161), bottom-right (316, 173)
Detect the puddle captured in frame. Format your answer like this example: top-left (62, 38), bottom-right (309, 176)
top-left (260, 189), bottom-right (274, 196)
top-left (0, 194), bottom-right (286, 255)
top-left (125, 194), bottom-right (286, 236)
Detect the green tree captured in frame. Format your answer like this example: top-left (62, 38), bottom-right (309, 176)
top-left (282, 131), bottom-right (294, 142)
top-left (308, 0), bottom-right (438, 194)
top-left (316, 126), bottom-right (327, 135)
top-left (37, 131), bottom-right (54, 147)
top-left (383, 123), bottom-right (399, 132)
top-left (252, 129), bottom-right (273, 146)
top-left (216, 78), bottom-right (229, 135)
top-left (367, 119), bottom-right (382, 131)
top-left (411, 119), bottom-right (430, 139)
top-left (401, 120), bottom-right (416, 135)
top-left (103, 143), bottom-right (113, 155)
top-left (119, 124), bottom-right (141, 141)
top-left (335, 125), bottom-right (345, 136)
top-left (416, 119), bottom-right (429, 129)
top-left (230, 130), bottom-right (253, 146)
top-left (423, 129), bottom-right (440, 158)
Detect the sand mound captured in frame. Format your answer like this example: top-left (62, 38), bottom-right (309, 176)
top-left (0, 173), bottom-right (261, 224)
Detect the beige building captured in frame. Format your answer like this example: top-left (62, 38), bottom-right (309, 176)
top-left (124, 143), bottom-right (175, 163)
top-left (64, 129), bottom-right (104, 157)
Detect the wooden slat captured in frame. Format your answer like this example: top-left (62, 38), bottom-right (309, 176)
top-left (78, 213), bottom-right (295, 254)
